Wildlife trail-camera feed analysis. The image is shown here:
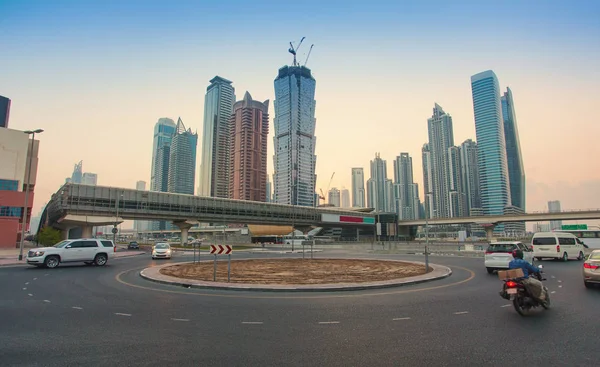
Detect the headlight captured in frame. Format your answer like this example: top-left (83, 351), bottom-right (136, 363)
top-left (166, 250), bottom-right (171, 254)
top-left (33, 251), bottom-right (44, 257)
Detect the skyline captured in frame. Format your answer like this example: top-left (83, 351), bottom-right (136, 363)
top-left (2, 0), bottom-right (600, 218)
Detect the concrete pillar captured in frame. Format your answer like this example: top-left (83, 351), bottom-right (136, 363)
top-left (483, 225), bottom-right (496, 242)
top-left (173, 221), bottom-right (194, 247)
top-left (61, 228), bottom-right (71, 240)
top-left (81, 225), bottom-right (93, 238)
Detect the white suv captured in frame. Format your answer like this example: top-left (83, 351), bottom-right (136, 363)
top-left (484, 241), bottom-right (534, 274)
top-left (26, 238), bottom-right (116, 269)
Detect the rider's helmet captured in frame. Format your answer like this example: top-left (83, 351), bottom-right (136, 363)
top-left (513, 249), bottom-right (524, 259)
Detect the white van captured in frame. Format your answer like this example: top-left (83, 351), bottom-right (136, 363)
top-left (532, 232), bottom-right (585, 261)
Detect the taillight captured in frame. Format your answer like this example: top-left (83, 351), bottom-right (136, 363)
top-left (506, 281), bottom-right (518, 288)
top-left (485, 251), bottom-right (493, 254)
top-left (114, 246), bottom-right (116, 253)
top-left (531, 245), bottom-right (534, 251)
top-left (584, 263), bottom-right (599, 270)
top-left (556, 245), bottom-right (560, 253)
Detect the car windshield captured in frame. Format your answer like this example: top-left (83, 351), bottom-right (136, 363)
top-left (487, 244), bottom-right (516, 253)
top-left (155, 244), bottom-right (169, 249)
top-left (53, 240), bottom-right (71, 248)
top-left (533, 237), bottom-right (557, 245)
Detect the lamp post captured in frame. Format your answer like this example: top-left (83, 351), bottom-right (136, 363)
top-left (18, 129), bottom-right (43, 261)
top-left (113, 192), bottom-right (123, 244)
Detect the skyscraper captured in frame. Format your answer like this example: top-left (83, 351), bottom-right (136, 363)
top-left (167, 118), bottom-right (197, 195)
top-left (328, 187), bottom-right (341, 207)
top-left (460, 139), bottom-right (481, 215)
top-left (351, 168), bottom-right (365, 208)
top-left (447, 146), bottom-right (466, 217)
top-left (0, 95), bottom-right (10, 128)
top-left (502, 87), bottom-right (526, 211)
top-left (266, 175), bottom-right (273, 203)
top-left (426, 103), bottom-right (455, 218)
top-left (273, 65), bottom-right (317, 206)
top-left (367, 153), bottom-right (392, 212)
top-left (548, 200), bottom-right (562, 230)
top-left (471, 70), bottom-right (511, 220)
top-left (421, 144), bottom-right (434, 219)
top-left (341, 188), bottom-right (350, 208)
top-left (393, 153), bottom-right (420, 220)
top-left (229, 92), bottom-right (269, 202)
top-left (199, 76), bottom-right (235, 198)
top-left (150, 118), bottom-right (177, 192)
top-left (82, 172), bottom-right (98, 186)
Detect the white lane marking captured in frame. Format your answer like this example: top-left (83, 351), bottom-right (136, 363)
top-left (454, 311), bottom-right (469, 315)
top-left (44, 274), bottom-right (49, 276)
top-left (27, 293), bottom-right (33, 297)
top-left (22, 288), bottom-right (26, 290)
top-left (318, 321), bottom-right (340, 324)
top-left (393, 317), bottom-right (411, 321)
top-left (171, 318), bottom-right (190, 322)
top-left (557, 280), bottom-right (562, 283)
top-left (551, 276), bottom-right (556, 279)
top-left (501, 304), bottom-right (511, 308)
top-left (33, 278), bottom-right (37, 281)
top-left (72, 306), bottom-right (83, 310)
top-left (558, 285), bottom-right (563, 288)
top-left (115, 313), bottom-right (132, 317)
top-left (551, 291), bottom-right (556, 294)
top-left (241, 321), bottom-right (263, 325)
top-left (25, 282), bottom-right (29, 285)
top-left (43, 300), bottom-right (50, 303)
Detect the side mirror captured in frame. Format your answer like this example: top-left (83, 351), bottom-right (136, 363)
top-left (537, 264), bottom-right (543, 269)
top-left (65, 245), bottom-right (72, 249)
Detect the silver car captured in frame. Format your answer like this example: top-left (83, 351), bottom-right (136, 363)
top-left (151, 243), bottom-right (172, 260)
top-left (583, 250), bottom-right (600, 288)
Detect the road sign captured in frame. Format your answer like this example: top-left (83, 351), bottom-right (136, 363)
top-left (210, 244), bottom-right (232, 255)
top-left (111, 227), bottom-right (118, 234)
top-left (561, 224), bottom-right (587, 230)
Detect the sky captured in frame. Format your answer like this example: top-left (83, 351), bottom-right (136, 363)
top-left (1, 0), bottom-right (600, 225)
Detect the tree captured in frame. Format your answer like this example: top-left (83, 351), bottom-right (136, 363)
top-left (37, 227), bottom-right (62, 247)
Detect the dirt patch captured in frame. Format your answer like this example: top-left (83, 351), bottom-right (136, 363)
top-left (159, 259), bottom-right (429, 285)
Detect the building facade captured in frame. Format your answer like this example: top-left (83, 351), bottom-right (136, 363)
top-left (460, 139), bottom-right (481, 215)
top-left (351, 167), bottom-right (365, 208)
top-left (167, 118), bottom-right (198, 195)
top-left (82, 172), bottom-right (97, 186)
top-left (0, 95), bottom-right (10, 128)
top-left (421, 144), bottom-right (434, 219)
top-left (272, 66), bottom-right (317, 206)
top-left (367, 153), bottom-right (392, 212)
top-left (341, 188), bottom-right (350, 208)
top-left (199, 76), bottom-right (235, 198)
top-left (447, 146), bottom-right (466, 218)
top-left (501, 87), bottom-right (526, 211)
top-left (0, 128), bottom-right (39, 248)
top-left (548, 200), bottom-right (562, 230)
top-left (393, 153), bottom-right (420, 220)
top-left (150, 118), bottom-right (177, 192)
top-left (229, 92), bottom-right (269, 202)
top-left (328, 188), bottom-right (341, 207)
top-left (471, 70), bottom-right (511, 224)
top-left (266, 175), bottom-right (273, 203)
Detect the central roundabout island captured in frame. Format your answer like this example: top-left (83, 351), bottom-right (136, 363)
top-left (140, 258), bottom-right (453, 292)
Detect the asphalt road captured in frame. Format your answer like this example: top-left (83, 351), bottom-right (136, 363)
top-left (1, 249), bottom-right (598, 367)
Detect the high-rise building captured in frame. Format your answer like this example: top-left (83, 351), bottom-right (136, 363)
top-left (367, 153), bottom-right (392, 212)
top-left (548, 200), bottom-right (562, 230)
top-left (504, 205), bottom-right (526, 237)
top-left (447, 146), bottom-right (466, 217)
top-left (328, 187), bottom-right (341, 207)
top-left (82, 172), bottom-right (97, 186)
top-left (199, 76), bottom-right (236, 198)
top-left (341, 188), bottom-right (350, 208)
top-left (266, 175), bottom-right (273, 203)
top-left (0, 95), bottom-right (10, 128)
top-left (273, 66), bottom-right (317, 206)
top-left (502, 87), bottom-right (526, 211)
top-left (70, 161), bottom-right (83, 184)
top-left (393, 153), bottom-right (420, 220)
top-left (351, 168), bottom-right (365, 208)
top-left (421, 144), bottom-right (434, 219)
top-left (460, 139), bottom-right (481, 215)
top-left (150, 118), bottom-right (177, 192)
top-left (471, 70), bottom-right (511, 221)
top-left (426, 103), bottom-right (456, 218)
top-left (229, 92), bottom-right (269, 202)
top-left (167, 118), bottom-right (197, 195)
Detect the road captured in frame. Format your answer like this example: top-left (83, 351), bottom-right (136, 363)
top-left (0, 249), bottom-right (598, 366)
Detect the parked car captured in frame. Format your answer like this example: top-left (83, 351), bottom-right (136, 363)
top-left (484, 241), bottom-right (533, 274)
top-left (583, 250), bottom-right (600, 289)
top-left (128, 241), bottom-right (140, 250)
top-left (151, 243), bottom-right (172, 259)
top-left (26, 239), bottom-right (115, 269)
top-left (532, 232), bottom-right (585, 261)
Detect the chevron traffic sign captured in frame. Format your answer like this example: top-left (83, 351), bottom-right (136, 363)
top-left (210, 244), bottom-right (232, 255)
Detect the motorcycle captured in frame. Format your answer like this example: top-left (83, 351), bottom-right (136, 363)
top-left (499, 264), bottom-right (550, 316)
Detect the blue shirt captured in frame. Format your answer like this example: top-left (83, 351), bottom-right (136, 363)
top-left (508, 258), bottom-right (539, 279)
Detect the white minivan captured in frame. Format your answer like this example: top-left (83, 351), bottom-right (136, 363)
top-left (532, 232), bottom-right (585, 261)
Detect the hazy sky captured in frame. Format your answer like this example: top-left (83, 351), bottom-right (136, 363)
top-left (2, 0), bottom-right (600, 221)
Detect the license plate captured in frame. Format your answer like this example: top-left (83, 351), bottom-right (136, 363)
top-left (507, 288), bottom-right (517, 294)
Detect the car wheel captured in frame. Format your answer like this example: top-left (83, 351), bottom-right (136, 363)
top-left (44, 256), bottom-right (60, 269)
top-left (486, 267), bottom-right (494, 274)
top-left (562, 252), bottom-right (568, 262)
top-left (577, 251), bottom-right (584, 261)
top-left (94, 254), bottom-right (108, 266)
top-left (584, 281), bottom-right (592, 289)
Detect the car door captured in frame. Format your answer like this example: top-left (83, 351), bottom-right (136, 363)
top-left (63, 241), bottom-right (85, 261)
top-left (81, 240), bottom-right (100, 261)
top-left (518, 243), bottom-right (534, 264)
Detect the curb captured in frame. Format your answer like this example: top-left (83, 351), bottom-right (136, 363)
top-left (139, 258), bottom-right (453, 292)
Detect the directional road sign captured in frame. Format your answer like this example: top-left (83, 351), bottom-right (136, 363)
top-left (210, 244), bottom-right (232, 255)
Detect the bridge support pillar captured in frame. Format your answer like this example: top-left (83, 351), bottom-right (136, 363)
top-left (61, 228), bottom-right (73, 240)
top-left (81, 225), bottom-right (93, 239)
top-left (173, 221), bottom-right (194, 247)
top-left (481, 224), bottom-right (496, 242)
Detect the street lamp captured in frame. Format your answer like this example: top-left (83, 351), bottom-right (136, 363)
top-left (18, 129), bottom-right (43, 261)
top-left (113, 192), bottom-right (123, 244)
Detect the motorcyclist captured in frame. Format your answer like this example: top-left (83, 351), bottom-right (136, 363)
top-left (508, 250), bottom-right (548, 305)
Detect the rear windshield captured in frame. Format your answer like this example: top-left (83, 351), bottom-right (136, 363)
top-left (590, 253), bottom-right (600, 260)
top-left (532, 237), bottom-right (557, 245)
top-left (100, 241), bottom-right (114, 247)
top-left (487, 244), bottom-right (516, 253)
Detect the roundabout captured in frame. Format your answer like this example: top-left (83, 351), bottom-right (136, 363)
top-left (140, 258), bottom-right (453, 291)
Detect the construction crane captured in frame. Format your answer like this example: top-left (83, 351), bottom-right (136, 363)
top-left (288, 37), bottom-right (306, 66)
top-left (304, 44), bottom-right (314, 66)
top-left (317, 172), bottom-right (336, 205)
